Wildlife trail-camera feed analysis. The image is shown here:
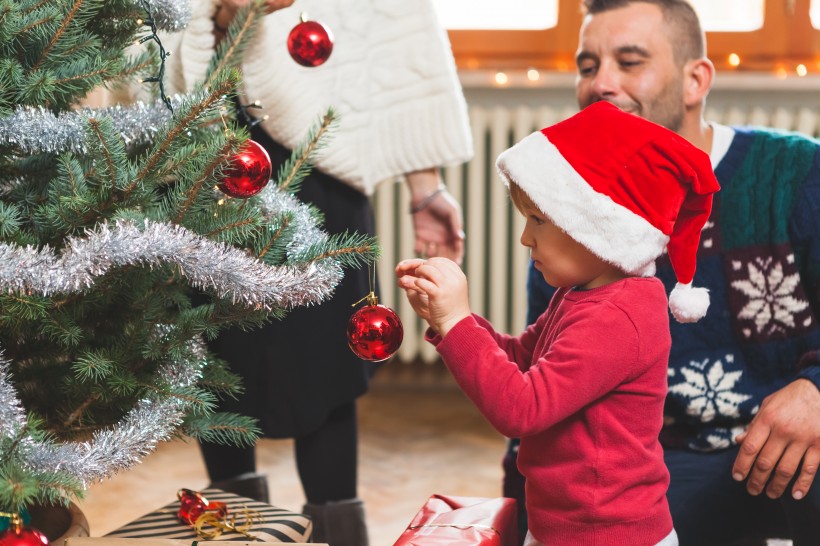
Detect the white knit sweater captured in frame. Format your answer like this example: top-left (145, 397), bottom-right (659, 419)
top-left (163, 0), bottom-right (473, 196)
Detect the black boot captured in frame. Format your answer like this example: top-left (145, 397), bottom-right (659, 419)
top-left (208, 472), bottom-right (270, 503)
top-left (302, 498), bottom-right (369, 546)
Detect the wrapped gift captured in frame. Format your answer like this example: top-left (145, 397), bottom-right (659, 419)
top-left (68, 537), bottom-right (329, 546)
top-left (392, 494), bottom-right (517, 546)
top-left (104, 489), bottom-right (312, 543)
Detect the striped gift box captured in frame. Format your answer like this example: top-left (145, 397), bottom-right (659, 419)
top-left (105, 489), bottom-right (312, 543)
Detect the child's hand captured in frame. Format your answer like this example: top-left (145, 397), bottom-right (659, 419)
top-left (396, 258), bottom-right (432, 322)
top-left (396, 257), bottom-right (471, 336)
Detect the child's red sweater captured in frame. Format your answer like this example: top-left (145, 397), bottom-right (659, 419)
top-left (430, 277), bottom-right (674, 545)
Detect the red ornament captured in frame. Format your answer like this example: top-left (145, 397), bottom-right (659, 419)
top-left (287, 13), bottom-right (334, 67)
top-left (347, 295), bottom-right (403, 362)
top-left (177, 489), bottom-right (227, 525)
top-left (218, 140), bottom-right (272, 199)
top-left (0, 522), bottom-right (48, 546)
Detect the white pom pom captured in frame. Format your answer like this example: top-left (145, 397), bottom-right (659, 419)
top-left (669, 282), bottom-right (710, 323)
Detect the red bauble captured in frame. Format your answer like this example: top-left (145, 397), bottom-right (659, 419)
top-left (218, 140), bottom-right (272, 199)
top-left (287, 15), bottom-right (334, 67)
top-left (0, 527), bottom-right (49, 546)
top-left (347, 303), bottom-right (403, 362)
top-left (177, 489), bottom-right (227, 525)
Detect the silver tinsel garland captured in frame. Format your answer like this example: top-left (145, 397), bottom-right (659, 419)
top-left (0, 189), bottom-right (342, 310)
top-left (142, 0), bottom-right (190, 31)
top-left (0, 337), bottom-right (204, 486)
top-left (0, 186), bottom-right (344, 486)
top-left (0, 96), bottom-right (186, 157)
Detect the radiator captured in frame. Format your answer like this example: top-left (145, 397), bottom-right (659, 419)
top-left (373, 102), bottom-right (820, 364)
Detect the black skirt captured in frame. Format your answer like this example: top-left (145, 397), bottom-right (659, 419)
top-left (209, 126), bottom-right (380, 438)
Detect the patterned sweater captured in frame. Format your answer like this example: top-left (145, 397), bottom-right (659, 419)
top-left (658, 126), bottom-right (820, 452)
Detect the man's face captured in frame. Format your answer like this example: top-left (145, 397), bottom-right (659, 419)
top-left (575, 2), bottom-right (686, 132)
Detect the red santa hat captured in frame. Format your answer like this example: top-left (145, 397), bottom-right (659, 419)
top-left (496, 101), bottom-right (720, 323)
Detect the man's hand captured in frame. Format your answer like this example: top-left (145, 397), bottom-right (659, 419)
top-left (732, 378), bottom-right (820, 500)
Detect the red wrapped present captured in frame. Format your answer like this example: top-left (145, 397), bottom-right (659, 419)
top-left (392, 494), bottom-right (518, 546)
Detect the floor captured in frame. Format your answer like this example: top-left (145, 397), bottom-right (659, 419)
top-left (75, 363), bottom-right (508, 545)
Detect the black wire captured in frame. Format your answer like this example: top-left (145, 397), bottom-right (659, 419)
top-left (139, 0), bottom-right (173, 113)
top-left (236, 101), bottom-right (264, 129)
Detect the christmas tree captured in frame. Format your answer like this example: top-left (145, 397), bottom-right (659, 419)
top-left (0, 0), bottom-right (376, 514)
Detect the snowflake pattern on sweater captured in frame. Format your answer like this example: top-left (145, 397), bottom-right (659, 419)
top-left (668, 354), bottom-right (752, 423)
top-left (659, 127), bottom-right (820, 452)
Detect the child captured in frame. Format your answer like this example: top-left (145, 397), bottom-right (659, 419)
top-left (395, 101), bottom-right (720, 546)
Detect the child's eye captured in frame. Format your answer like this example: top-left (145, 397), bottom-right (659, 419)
top-left (530, 215), bottom-right (545, 225)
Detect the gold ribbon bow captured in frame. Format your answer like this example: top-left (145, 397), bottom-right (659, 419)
top-left (193, 507), bottom-right (263, 541)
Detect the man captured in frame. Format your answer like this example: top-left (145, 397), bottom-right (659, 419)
top-left (513, 1), bottom-right (820, 544)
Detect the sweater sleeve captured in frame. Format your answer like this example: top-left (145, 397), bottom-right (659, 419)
top-left (159, 1), bottom-right (217, 95)
top-left (796, 347), bottom-right (820, 392)
top-left (427, 312), bottom-right (553, 373)
top-left (435, 303), bottom-right (642, 438)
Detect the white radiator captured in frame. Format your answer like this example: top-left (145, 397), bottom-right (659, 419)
top-left (373, 102), bottom-right (820, 365)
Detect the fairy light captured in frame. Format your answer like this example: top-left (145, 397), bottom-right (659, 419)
top-left (527, 68), bottom-right (540, 82)
top-left (796, 64), bottom-right (808, 77)
top-left (775, 65), bottom-right (788, 79)
top-left (728, 53), bottom-right (740, 67)
top-left (495, 71), bottom-right (509, 86)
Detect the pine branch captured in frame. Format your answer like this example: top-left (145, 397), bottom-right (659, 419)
top-left (256, 213), bottom-right (291, 261)
top-left (130, 74), bottom-right (237, 193)
top-left (204, 3), bottom-right (264, 90)
top-left (30, 0), bottom-right (84, 72)
top-left (291, 230), bottom-right (380, 270)
top-left (184, 412), bottom-right (260, 448)
top-left (278, 108), bottom-right (338, 193)
top-left (21, 1), bottom-right (50, 15)
top-left (88, 118), bottom-right (117, 191)
top-left (173, 133), bottom-right (240, 224)
top-left (61, 393), bottom-right (99, 428)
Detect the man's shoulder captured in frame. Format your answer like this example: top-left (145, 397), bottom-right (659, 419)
top-left (731, 125), bottom-right (820, 150)
top-left (723, 125), bottom-right (820, 186)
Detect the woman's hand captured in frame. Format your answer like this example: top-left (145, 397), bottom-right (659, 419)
top-left (405, 169), bottom-right (465, 265)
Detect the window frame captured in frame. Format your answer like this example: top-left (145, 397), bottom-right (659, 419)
top-left (447, 0), bottom-right (819, 73)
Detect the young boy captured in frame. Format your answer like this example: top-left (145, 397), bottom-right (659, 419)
top-left (396, 102), bottom-right (720, 546)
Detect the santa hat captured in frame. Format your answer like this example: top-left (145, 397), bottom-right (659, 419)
top-left (496, 101), bottom-right (720, 323)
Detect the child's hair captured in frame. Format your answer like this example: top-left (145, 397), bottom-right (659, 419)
top-left (508, 181), bottom-right (534, 213)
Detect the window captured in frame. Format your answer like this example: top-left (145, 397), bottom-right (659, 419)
top-left (692, 0), bottom-right (765, 32)
top-left (811, 0), bottom-right (820, 28)
top-left (433, 0), bottom-right (558, 30)
top-left (445, 0), bottom-right (819, 75)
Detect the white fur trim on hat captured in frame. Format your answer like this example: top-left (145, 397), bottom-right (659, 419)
top-left (496, 131), bottom-right (668, 275)
top-left (668, 282), bottom-right (710, 323)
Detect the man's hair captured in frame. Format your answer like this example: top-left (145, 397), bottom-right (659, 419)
top-left (581, 0), bottom-right (705, 65)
